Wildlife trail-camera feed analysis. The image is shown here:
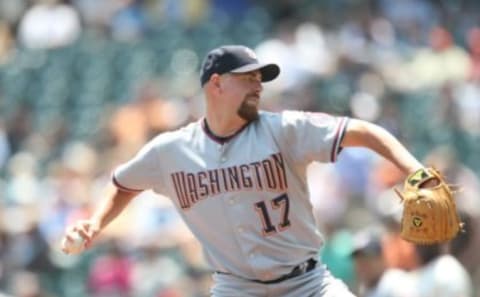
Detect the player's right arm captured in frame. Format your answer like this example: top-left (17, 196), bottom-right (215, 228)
top-left (89, 182), bottom-right (139, 239)
top-left (61, 182), bottom-right (140, 253)
top-left (61, 136), bottom-right (164, 254)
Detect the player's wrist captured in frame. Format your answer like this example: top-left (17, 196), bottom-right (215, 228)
top-left (405, 163), bottom-right (425, 175)
top-left (87, 217), bottom-right (102, 233)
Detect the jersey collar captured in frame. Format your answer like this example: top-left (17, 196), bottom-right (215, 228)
top-left (201, 118), bottom-right (250, 144)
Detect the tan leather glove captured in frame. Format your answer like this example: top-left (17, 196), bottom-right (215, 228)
top-left (395, 167), bottom-right (463, 244)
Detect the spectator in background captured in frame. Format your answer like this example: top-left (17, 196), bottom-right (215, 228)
top-left (4, 105), bottom-right (32, 156)
top-left (0, 118), bottom-right (10, 170)
top-left (422, 146), bottom-right (480, 287)
top-left (109, 0), bottom-right (147, 41)
top-left (0, 22), bottom-right (13, 64)
top-left (377, 0), bottom-right (437, 46)
top-left (88, 240), bottom-right (132, 297)
top-left (10, 271), bottom-right (45, 297)
top-left (450, 211), bottom-right (475, 266)
top-left (466, 27), bottom-right (480, 82)
top-left (422, 146), bottom-right (480, 217)
top-left (409, 244), bottom-right (472, 297)
top-left (255, 21), bottom-right (336, 95)
top-left (351, 227), bottom-right (414, 297)
top-left (0, 0), bottom-right (28, 26)
top-left (4, 152), bottom-right (40, 205)
top-left (319, 226), bottom-right (355, 289)
top-left (18, 0), bottom-right (81, 49)
top-left (71, 0), bottom-right (117, 35)
top-left (403, 26), bottom-right (470, 90)
top-left (452, 26), bottom-right (480, 144)
top-left (364, 159), bottom-right (420, 272)
top-left (106, 103), bottom-right (150, 163)
top-left (449, 211), bottom-right (480, 290)
top-left (159, 0), bottom-right (209, 26)
top-left (210, 0), bottom-right (253, 21)
top-left (132, 245), bottom-right (185, 297)
top-left (380, 216), bottom-right (419, 271)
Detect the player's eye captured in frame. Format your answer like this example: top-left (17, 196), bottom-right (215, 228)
top-left (247, 73), bottom-right (261, 83)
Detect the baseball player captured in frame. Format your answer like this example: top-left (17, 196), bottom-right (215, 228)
top-left (62, 45), bottom-right (425, 297)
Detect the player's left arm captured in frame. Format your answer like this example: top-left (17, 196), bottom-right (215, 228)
top-left (340, 119), bottom-right (423, 174)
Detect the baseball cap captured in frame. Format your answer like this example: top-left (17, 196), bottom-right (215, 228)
top-left (350, 229), bottom-right (383, 257)
top-left (200, 45), bottom-right (280, 86)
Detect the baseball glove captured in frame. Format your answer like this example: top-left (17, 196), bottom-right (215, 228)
top-left (394, 167), bottom-right (463, 245)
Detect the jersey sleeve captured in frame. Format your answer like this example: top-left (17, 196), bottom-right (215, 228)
top-left (112, 139), bottom-right (162, 192)
top-left (280, 111), bottom-right (349, 163)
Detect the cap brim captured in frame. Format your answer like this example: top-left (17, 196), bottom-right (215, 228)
top-left (230, 63), bottom-right (280, 82)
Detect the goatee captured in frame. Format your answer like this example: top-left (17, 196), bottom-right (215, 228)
top-left (237, 95), bottom-right (259, 122)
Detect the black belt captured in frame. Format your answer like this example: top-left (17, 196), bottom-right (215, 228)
top-left (216, 258), bottom-right (317, 285)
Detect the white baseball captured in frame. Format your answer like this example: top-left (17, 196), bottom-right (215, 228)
top-left (62, 232), bottom-right (86, 255)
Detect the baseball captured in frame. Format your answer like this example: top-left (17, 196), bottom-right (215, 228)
top-left (62, 232), bottom-right (86, 255)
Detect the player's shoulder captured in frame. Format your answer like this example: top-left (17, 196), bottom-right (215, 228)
top-left (147, 120), bottom-right (201, 147)
top-left (259, 110), bottom-right (338, 126)
top-left (258, 110), bottom-right (280, 122)
top-left (258, 110), bottom-right (306, 122)
top-left (257, 111), bottom-right (284, 130)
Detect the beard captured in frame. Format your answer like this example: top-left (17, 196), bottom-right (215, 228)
top-left (237, 94), bottom-right (259, 122)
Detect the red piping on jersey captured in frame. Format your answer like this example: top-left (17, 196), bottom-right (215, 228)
top-left (330, 117), bottom-right (348, 162)
top-left (112, 174), bottom-right (143, 193)
top-left (201, 118), bottom-right (250, 144)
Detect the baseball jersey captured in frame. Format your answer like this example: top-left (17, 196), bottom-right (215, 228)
top-left (113, 110), bottom-right (349, 281)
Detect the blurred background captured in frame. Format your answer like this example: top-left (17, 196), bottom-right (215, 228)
top-left (0, 0), bottom-right (479, 296)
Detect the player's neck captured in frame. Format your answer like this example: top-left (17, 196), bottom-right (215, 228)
top-left (204, 113), bottom-right (247, 138)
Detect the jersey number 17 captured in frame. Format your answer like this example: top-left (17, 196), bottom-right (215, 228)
top-left (254, 194), bottom-right (291, 236)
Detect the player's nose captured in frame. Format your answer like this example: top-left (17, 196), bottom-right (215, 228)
top-left (254, 82), bottom-right (263, 93)
top-left (252, 77), bottom-right (263, 92)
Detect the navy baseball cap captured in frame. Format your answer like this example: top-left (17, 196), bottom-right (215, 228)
top-left (200, 45), bottom-right (280, 86)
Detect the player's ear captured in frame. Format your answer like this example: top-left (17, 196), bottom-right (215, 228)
top-left (209, 73), bottom-right (222, 92)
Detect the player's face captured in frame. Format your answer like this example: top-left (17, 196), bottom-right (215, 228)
top-left (222, 70), bottom-right (263, 122)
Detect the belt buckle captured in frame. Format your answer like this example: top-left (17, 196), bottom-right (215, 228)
top-left (287, 258), bottom-right (314, 279)
top-left (252, 258), bottom-right (316, 284)
top-left (297, 260), bottom-right (309, 273)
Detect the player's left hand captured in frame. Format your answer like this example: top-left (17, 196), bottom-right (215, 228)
top-left (395, 167), bottom-right (463, 244)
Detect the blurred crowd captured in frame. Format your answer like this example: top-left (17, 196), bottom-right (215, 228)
top-left (0, 0), bottom-right (480, 296)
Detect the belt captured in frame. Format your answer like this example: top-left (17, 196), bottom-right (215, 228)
top-left (253, 258), bottom-right (317, 284)
top-left (216, 258), bottom-right (317, 285)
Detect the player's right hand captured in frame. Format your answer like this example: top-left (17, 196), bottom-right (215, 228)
top-left (61, 219), bottom-right (101, 254)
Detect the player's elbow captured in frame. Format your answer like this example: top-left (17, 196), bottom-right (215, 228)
top-left (340, 119), bottom-right (379, 147)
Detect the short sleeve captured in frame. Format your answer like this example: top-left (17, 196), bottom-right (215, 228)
top-left (112, 140), bottom-right (162, 192)
top-left (280, 111), bottom-right (349, 163)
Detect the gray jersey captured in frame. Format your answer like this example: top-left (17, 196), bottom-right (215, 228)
top-left (113, 110), bottom-right (349, 282)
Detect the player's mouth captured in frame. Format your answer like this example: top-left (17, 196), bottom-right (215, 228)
top-left (245, 94), bottom-right (260, 106)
